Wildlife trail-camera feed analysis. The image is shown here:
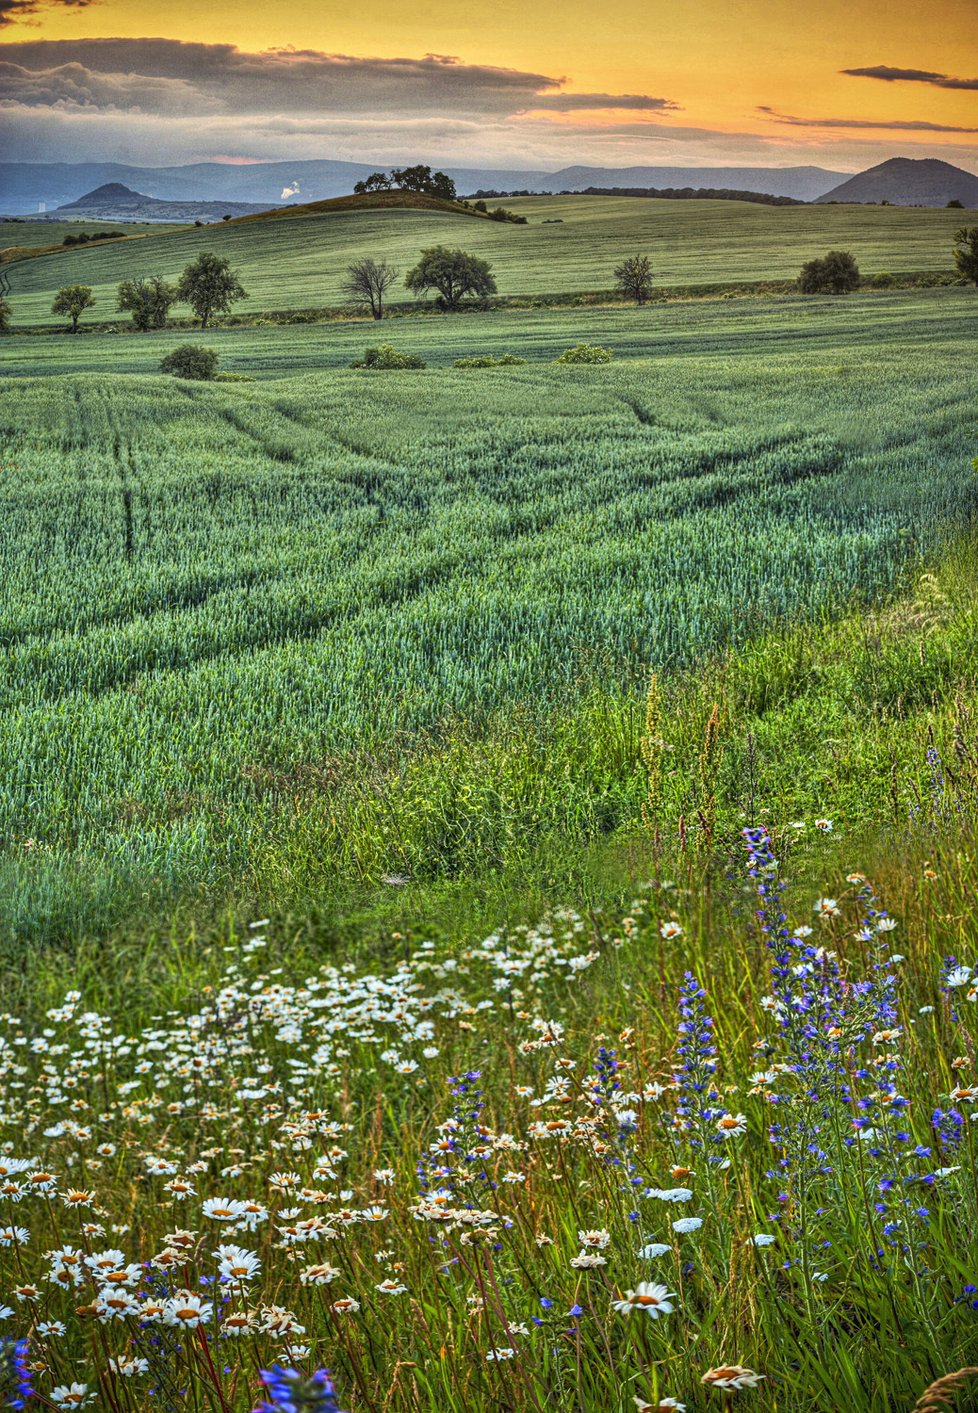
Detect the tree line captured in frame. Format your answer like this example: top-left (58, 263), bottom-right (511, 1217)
top-left (1, 228), bottom-right (976, 335)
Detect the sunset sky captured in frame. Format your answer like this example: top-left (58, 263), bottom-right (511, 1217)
top-left (2, 0), bottom-right (976, 170)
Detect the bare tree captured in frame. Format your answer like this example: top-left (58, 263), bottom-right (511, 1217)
top-left (613, 254), bottom-right (654, 305)
top-left (343, 258), bottom-right (401, 320)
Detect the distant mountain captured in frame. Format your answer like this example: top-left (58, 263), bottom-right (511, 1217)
top-left (816, 158), bottom-right (978, 207)
top-left (55, 182), bottom-right (270, 222)
top-left (1, 160), bottom-right (850, 214)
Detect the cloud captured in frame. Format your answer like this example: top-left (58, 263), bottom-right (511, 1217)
top-left (758, 105), bottom-right (978, 134)
top-left (0, 0), bottom-right (95, 27)
top-left (1, 38), bottom-right (567, 115)
top-left (841, 64), bottom-right (978, 91)
top-left (524, 93), bottom-right (680, 113)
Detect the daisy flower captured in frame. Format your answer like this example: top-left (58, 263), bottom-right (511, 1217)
top-left (611, 1282), bottom-right (675, 1318)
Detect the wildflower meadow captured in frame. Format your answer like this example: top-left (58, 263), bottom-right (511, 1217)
top-left (2, 812), bottom-right (977, 1413)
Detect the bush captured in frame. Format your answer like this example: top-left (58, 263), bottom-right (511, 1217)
top-left (798, 250), bottom-right (861, 295)
top-left (159, 344), bottom-right (220, 380)
top-left (452, 353), bottom-right (527, 368)
top-left (553, 342), bottom-right (614, 365)
top-left (351, 344), bottom-right (426, 370)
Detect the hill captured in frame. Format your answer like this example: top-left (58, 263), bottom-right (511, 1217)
top-left (227, 189), bottom-right (497, 225)
top-left (3, 194), bottom-right (968, 328)
top-left (2, 160), bottom-right (851, 214)
top-left (56, 182), bottom-right (269, 223)
top-left (817, 157), bottom-right (978, 207)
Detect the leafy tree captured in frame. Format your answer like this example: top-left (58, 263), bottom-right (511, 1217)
top-left (343, 258), bottom-right (401, 320)
top-left (117, 275), bottom-right (179, 331)
top-left (353, 172), bottom-right (393, 194)
top-left (0, 297), bottom-right (11, 334)
top-left (175, 252), bottom-right (247, 328)
top-left (798, 250), bottom-right (861, 295)
top-left (391, 165), bottom-right (456, 200)
top-left (355, 167), bottom-right (456, 200)
top-left (159, 344), bottom-right (220, 380)
top-left (613, 253), bottom-right (654, 305)
top-left (946, 198), bottom-right (963, 208)
top-left (952, 227), bottom-right (978, 285)
top-left (52, 284), bottom-right (95, 333)
top-left (404, 247), bottom-right (497, 311)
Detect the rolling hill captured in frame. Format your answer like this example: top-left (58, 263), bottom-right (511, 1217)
top-left (817, 158), bottom-right (978, 207)
top-left (3, 193), bottom-right (967, 328)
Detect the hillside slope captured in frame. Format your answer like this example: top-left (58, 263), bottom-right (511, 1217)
top-left (3, 196), bottom-right (967, 327)
top-left (817, 157), bottom-right (978, 207)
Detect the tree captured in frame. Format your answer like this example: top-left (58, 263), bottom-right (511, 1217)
top-left (0, 297), bottom-right (11, 334)
top-left (159, 344), bottom-right (220, 380)
top-left (797, 250), bottom-right (861, 295)
top-left (117, 275), bottom-right (179, 331)
top-left (952, 227), bottom-right (978, 286)
top-left (404, 247), bottom-right (496, 311)
top-left (390, 165), bottom-right (456, 200)
top-left (613, 253), bottom-right (654, 305)
top-left (343, 258), bottom-right (400, 320)
top-left (52, 284), bottom-right (95, 333)
top-left (353, 172), bottom-right (393, 194)
top-left (175, 252), bottom-right (247, 328)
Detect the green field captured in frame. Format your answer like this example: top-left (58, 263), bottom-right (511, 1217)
top-left (3, 195), bottom-right (971, 325)
top-left (1, 288), bottom-right (976, 943)
top-left (5, 188), bottom-right (978, 1413)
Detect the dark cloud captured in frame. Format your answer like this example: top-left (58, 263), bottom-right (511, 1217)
top-left (1, 38), bottom-right (567, 115)
top-left (0, 0), bottom-right (95, 27)
top-left (841, 64), bottom-right (978, 91)
top-left (758, 105), bottom-right (978, 134)
top-left (525, 93), bottom-right (680, 113)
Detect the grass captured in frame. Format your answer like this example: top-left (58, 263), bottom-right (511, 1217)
top-left (0, 289), bottom-right (976, 948)
top-left (2, 195), bottom-right (971, 327)
top-left (3, 213), bottom-right (978, 1407)
top-left (3, 561), bottom-right (978, 1411)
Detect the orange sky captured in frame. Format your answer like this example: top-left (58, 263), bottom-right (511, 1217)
top-left (5, 0), bottom-right (977, 169)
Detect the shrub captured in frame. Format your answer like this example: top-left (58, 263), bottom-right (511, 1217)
top-left (159, 344), bottom-right (220, 380)
top-left (351, 344), bottom-right (426, 370)
top-left (553, 342), bottom-right (614, 365)
top-left (452, 353), bottom-right (527, 368)
top-left (798, 250), bottom-right (861, 295)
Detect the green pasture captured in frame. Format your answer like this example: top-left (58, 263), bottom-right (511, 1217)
top-left (2, 195), bottom-right (971, 326)
top-left (0, 288), bottom-right (976, 944)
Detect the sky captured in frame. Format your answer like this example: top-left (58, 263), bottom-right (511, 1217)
top-left (1, 0), bottom-right (977, 171)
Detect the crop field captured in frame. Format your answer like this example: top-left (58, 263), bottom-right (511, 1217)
top-left (3, 195), bottom-right (971, 325)
top-left (1, 289), bottom-right (976, 945)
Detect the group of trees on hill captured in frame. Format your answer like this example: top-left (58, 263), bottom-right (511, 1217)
top-left (354, 165), bottom-right (457, 200)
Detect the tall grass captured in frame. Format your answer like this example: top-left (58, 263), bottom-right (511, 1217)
top-left (0, 303), bottom-right (976, 947)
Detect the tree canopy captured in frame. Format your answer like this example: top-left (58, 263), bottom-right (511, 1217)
top-left (117, 276), bottom-right (179, 331)
top-left (404, 247), bottom-right (497, 311)
top-left (798, 250), bottom-right (861, 295)
top-left (354, 166), bottom-right (456, 201)
top-left (176, 253), bottom-right (247, 328)
top-left (52, 285), bottom-right (95, 333)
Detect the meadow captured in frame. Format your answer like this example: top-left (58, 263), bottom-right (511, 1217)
top-left (1, 287), bottom-right (976, 951)
top-left (3, 196), bottom-right (978, 1412)
top-left (2, 195), bottom-right (971, 326)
